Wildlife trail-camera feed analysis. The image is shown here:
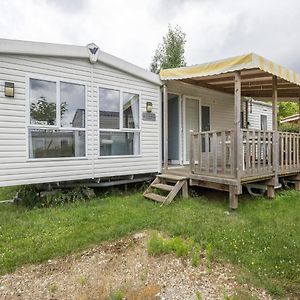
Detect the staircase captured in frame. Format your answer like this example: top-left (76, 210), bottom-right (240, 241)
top-left (143, 174), bottom-right (188, 205)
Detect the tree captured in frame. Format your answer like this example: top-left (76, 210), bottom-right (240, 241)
top-left (278, 102), bottom-right (299, 122)
top-left (150, 25), bottom-right (187, 74)
top-left (30, 96), bottom-right (67, 125)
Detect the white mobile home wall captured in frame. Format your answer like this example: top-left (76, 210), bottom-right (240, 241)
top-left (166, 81), bottom-right (273, 164)
top-left (0, 54), bottom-right (161, 187)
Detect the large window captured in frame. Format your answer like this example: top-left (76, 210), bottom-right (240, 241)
top-left (28, 78), bottom-right (86, 159)
top-left (99, 87), bottom-right (140, 156)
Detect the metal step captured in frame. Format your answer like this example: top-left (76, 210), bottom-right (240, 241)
top-left (152, 183), bottom-right (174, 191)
top-left (144, 192), bottom-right (166, 203)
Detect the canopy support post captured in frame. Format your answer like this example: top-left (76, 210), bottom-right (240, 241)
top-left (271, 75), bottom-right (279, 193)
top-left (231, 71), bottom-right (242, 210)
top-left (163, 84), bottom-right (168, 173)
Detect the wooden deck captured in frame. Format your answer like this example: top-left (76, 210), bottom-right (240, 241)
top-left (164, 129), bottom-right (300, 209)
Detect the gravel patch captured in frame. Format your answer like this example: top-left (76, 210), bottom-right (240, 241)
top-left (0, 231), bottom-right (273, 300)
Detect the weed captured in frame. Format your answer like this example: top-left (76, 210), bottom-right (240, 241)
top-left (108, 290), bottom-right (124, 300)
top-left (191, 244), bottom-right (201, 267)
top-left (48, 284), bottom-right (58, 293)
top-left (139, 269), bottom-right (148, 282)
top-left (205, 242), bottom-right (213, 270)
top-left (78, 275), bottom-right (87, 286)
top-left (195, 291), bottom-right (203, 300)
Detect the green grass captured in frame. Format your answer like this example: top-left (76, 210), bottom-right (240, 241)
top-left (0, 187), bottom-right (299, 298)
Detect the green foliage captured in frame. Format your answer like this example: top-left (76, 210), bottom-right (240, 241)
top-left (30, 96), bottom-right (67, 125)
top-left (150, 24), bottom-right (187, 74)
top-left (195, 291), bottom-right (203, 300)
top-left (108, 290), bottom-right (124, 300)
top-left (0, 186), bottom-right (18, 201)
top-left (191, 244), bottom-right (201, 267)
top-left (0, 190), bottom-right (300, 296)
top-left (148, 232), bottom-right (202, 264)
top-left (278, 102), bottom-right (299, 122)
top-left (15, 185), bottom-right (95, 208)
top-left (278, 122), bottom-right (299, 133)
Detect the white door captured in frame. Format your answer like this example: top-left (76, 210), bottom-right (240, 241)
top-left (183, 97), bottom-right (201, 163)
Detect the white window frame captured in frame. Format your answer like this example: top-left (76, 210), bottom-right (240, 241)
top-left (182, 95), bottom-right (202, 164)
top-left (98, 84), bottom-right (142, 158)
top-left (25, 74), bottom-right (88, 161)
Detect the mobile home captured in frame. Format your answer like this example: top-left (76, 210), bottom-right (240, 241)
top-left (0, 39), bottom-right (162, 187)
top-left (146, 53), bottom-right (300, 208)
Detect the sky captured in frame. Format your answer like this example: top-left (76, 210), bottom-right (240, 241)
top-left (1, 0), bottom-right (300, 72)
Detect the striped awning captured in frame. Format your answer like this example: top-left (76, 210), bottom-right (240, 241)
top-left (160, 53), bottom-right (300, 100)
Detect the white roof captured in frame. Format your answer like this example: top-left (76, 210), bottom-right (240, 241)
top-left (0, 38), bottom-right (161, 86)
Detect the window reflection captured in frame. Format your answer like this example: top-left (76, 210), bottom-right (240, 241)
top-left (100, 132), bottom-right (140, 156)
top-left (29, 129), bottom-right (85, 158)
top-left (123, 92), bottom-right (139, 129)
top-left (30, 79), bottom-right (56, 126)
top-left (99, 88), bottom-right (120, 129)
top-left (60, 82), bottom-right (85, 128)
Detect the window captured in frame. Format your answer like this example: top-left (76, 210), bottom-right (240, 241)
top-left (99, 87), bottom-right (140, 156)
top-left (261, 115), bottom-right (268, 131)
top-left (28, 78), bottom-right (86, 159)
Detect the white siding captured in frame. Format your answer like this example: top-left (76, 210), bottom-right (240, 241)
top-left (248, 101), bottom-right (273, 131)
top-left (0, 54), bottom-right (161, 187)
top-left (167, 81), bottom-right (235, 131)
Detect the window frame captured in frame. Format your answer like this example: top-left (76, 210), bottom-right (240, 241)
top-left (260, 114), bottom-right (268, 131)
top-left (98, 84), bottom-right (142, 158)
top-left (26, 74), bottom-right (88, 161)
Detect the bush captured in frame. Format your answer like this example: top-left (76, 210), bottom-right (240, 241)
top-left (278, 123), bottom-right (299, 133)
top-left (15, 185), bottom-right (95, 208)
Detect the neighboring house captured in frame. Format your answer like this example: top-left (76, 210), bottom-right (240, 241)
top-left (243, 99), bottom-right (272, 131)
top-left (0, 38), bottom-right (161, 187)
top-left (280, 114), bottom-right (300, 124)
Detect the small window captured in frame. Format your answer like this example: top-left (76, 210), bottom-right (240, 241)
top-left (261, 115), bottom-right (268, 131)
top-left (99, 87), bottom-right (141, 156)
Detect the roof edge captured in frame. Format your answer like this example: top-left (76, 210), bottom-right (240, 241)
top-left (0, 38), bottom-right (161, 86)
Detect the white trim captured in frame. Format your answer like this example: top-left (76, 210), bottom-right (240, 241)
top-left (98, 155), bottom-right (143, 159)
top-left (25, 74), bottom-right (88, 160)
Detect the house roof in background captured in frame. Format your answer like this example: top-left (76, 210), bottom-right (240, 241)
top-left (160, 53), bottom-right (300, 101)
top-left (0, 38), bottom-right (161, 86)
top-left (281, 114), bottom-right (300, 123)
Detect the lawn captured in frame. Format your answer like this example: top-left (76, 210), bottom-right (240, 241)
top-left (0, 186), bottom-right (299, 297)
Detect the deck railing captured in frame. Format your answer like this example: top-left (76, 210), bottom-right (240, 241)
top-left (189, 129), bottom-right (235, 176)
top-left (241, 129), bottom-right (275, 177)
top-left (190, 129), bottom-right (300, 179)
top-left (279, 132), bottom-right (300, 173)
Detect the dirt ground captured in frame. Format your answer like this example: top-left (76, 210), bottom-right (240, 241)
top-left (0, 231), bottom-right (273, 300)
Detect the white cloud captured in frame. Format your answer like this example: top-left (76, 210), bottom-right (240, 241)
top-left (0, 0), bottom-right (300, 71)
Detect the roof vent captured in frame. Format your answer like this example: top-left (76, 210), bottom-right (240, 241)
top-left (87, 43), bottom-right (100, 64)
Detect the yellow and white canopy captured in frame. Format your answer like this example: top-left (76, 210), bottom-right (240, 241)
top-left (160, 53), bottom-right (300, 99)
